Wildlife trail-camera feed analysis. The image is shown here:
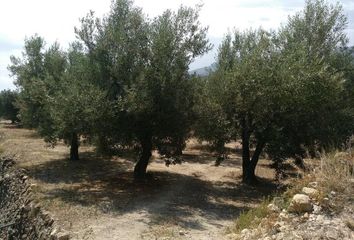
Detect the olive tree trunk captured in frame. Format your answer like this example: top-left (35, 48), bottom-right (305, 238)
top-left (134, 135), bottom-right (152, 179)
top-left (241, 117), bottom-right (265, 184)
top-left (70, 132), bottom-right (79, 161)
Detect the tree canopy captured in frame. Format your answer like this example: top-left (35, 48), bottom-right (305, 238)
top-left (0, 90), bottom-right (19, 123)
top-left (7, 0), bottom-right (354, 183)
top-left (195, 0), bottom-right (354, 183)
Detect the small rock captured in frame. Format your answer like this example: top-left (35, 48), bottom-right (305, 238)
top-left (178, 230), bottom-right (185, 236)
top-left (308, 181), bottom-right (318, 188)
top-left (288, 194), bottom-right (313, 213)
top-left (330, 191), bottom-right (336, 196)
top-left (50, 228), bottom-right (58, 240)
top-left (275, 232), bottom-right (285, 240)
top-left (302, 187), bottom-right (319, 198)
top-left (274, 221), bottom-right (284, 228)
top-left (273, 221), bottom-right (286, 233)
top-left (279, 212), bottom-right (289, 220)
top-left (57, 232), bottom-right (70, 240)
top-left (316, 215), bottom-right (325, 221)
top-left (313, 204), bottom-right (321, 214)
top-left (325, 229), bottom-right (339, 239)
top-left (279, 225), bottom-right (288, 232)
top-left (303, 212), bottom-right (309, 219)
top-left (267, 203), bottom-right (280, 213)
top-left (241, 228), bottom-right (252, 239)
top-left (323, 220), bottom-right (331, 225)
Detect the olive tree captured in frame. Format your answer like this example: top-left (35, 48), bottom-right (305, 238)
top-left (75, 1), bottom-right (210, 177)
top-left (202, 0), bottom-right (352, 184)
top-left (123, 5), bottom-right (211, 179)
top-left (40, 43), bottom-right (109, 160)
top-left (0, 90), bottom-right (19, 123)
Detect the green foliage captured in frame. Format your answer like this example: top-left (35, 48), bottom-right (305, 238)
top-left (126, 4), bottom-right (210, 154)
top-left (8, 35), bottom-right (67, 128)
top-left (7, 0), bottom-right (354, 178)
top-left (195, 0), bottom-right (354, 183)
top-left (9, 36), bottom-right (107, 160)
top-left (39, 44), bottom-right (109, 147)
top-left (8, 35), bottom-right (46, 127)
top-left (75, 0), bottom-right (149, 99)
top-left (9, 0), bottom-right (210, 164)
top-left (266, 0), bottom-right (353, 161)
top-left (232, 198), bottom-right (271, 233)
top-left (0, 90), bottom-right (19, 123)
top-left (194, 73), bottom-right (234, 157)
top-left (75, 1), bottom-right (211, 160)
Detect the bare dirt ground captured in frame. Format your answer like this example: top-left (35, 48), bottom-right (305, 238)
top-left (0, 122), bottom-right (287, 240)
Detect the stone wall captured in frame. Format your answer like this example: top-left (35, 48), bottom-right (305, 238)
top-left (0, 158), bottom-right (68, 240)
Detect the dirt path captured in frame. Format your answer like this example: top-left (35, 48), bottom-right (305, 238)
top-left (0, 122), bottom-right (278, 240)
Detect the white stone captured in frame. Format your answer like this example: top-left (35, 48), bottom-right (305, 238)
top-left (316, 215), bottom-right (325, 221)
top-left (241, 228), bottom-right (251, 235)
top-left (50, 228), bottom-right (58, 240)
top-left (313, 204), bottom-right (322, 214)
top-left (268, 203), bottom-right (280, 213)
top-left (288, 194), bottom-right (313, 213)
top-left (308, 181), bottom-right (318, 188)
top-left (57, 232), bottom-right (70, 240)
top-left (279, 212), bottom-right (289, 220)
top-left (302, 187), bottom-right (319, 198)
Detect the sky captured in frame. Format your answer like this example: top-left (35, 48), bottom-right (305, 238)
top-left (0, 0), bottom-right (353, 90)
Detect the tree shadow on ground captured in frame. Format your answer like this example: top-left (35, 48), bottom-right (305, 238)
top-left (182, 152), bottom-right (243, 168)
top-left (25, 152), bottom-right (134, 184)
top-left (25, 152), bottom-right (279, 230)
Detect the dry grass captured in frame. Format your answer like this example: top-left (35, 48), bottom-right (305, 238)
top-left (228, 150), bottom-right (354, 239)
top-left (318, 151), bottom-right (354, 193)
top-left (230, 198), bottom-right (271, 233)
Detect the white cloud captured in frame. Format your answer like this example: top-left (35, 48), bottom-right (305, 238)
top-left (0, 0), bottom-right (111, 46)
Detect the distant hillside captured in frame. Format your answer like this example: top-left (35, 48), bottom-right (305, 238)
top-left (189, 63), bottom-right (217, 77)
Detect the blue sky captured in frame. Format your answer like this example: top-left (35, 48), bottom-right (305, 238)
top-left (0, 0), bottom-right (353, 90)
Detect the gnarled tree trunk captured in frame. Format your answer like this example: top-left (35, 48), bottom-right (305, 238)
top-left (70, 132), bottom-right (79, 161)
top-left (241, 117), bottom-right (265, 184)
top-left (134, 134), bottom-right (152, 179)
top-left (242, 140), bottom-right (265, 184)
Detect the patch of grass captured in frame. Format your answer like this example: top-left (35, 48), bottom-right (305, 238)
top-left (318, 151), bottom-right (353, 194)
top-left (314, 152), bottom-right (354, 212)
top-left (231, 198), bottom-right (271, 233)
top-left (229, 152), bottom-right (354, 234)
top-left (283, 173), bottom-right (315, 200)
